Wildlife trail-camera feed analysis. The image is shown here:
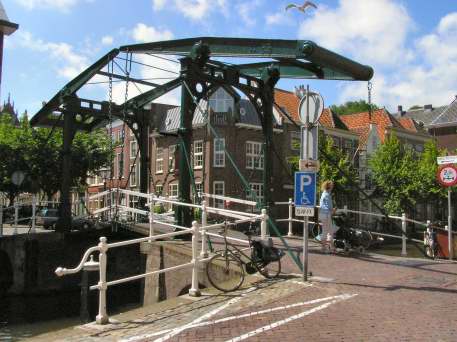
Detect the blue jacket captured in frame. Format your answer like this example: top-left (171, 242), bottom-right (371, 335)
top-left (319, 191), bottom-right (333, 214)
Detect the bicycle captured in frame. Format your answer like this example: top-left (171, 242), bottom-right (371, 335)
top-left (205, 221), bottom-right (284, 292)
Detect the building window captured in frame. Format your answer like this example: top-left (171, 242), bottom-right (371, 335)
top-left (155, 184), bottom-right (163, 196)
top-left (156, 147), bottom-right (163, 174)
top-left (130, 140), bottom-right (138, 159)
top-left (194, 182), bottom-right (203, 199)
top-left (214, 138), bottom-right (225, 167)
top-left (194, 140), bottom-right (204, 169)
top-left (248, 183), bottom-right (264, 204)
top-left (209, 87), bottom-right (233, 113)
top-left (130, 163), bottom-right (137, 187)
top-left (168, 145), bottom-right (176, 172)
top-left (213, 181), bottom-right (225, 208)
top-left (246, 141), bottom-right (264, 170)
top-left (117, 153), bottom-right (123, 178)
top-left (290, 131), bottom-right (300, 151)
top-left (169, 183), bottom-right (179, 198)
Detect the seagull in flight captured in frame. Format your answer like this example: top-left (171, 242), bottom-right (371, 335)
top-left (286, 1), bottom-right (317, 13)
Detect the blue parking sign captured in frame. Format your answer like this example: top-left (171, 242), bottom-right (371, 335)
top-left (294, 172), bottom-right (316, 207)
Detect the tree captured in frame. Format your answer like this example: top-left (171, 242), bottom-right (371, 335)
top-left (369, 134), bottom-right (419, 214)
top-left (287, 133), bottom-right (359, 206)
top-left (330, 100), bottom-right (379, 116)
top-left (0, 113), bottom-right (113, 203)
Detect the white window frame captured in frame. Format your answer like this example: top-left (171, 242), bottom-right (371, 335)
top-left (116, 152), bottom-right (123, 179)
top-left (246, 141), bottom-right (264, 170)
top-left (169, 183), bottom-right (179, 198)
top-left (194, 182), bottom-right (203, 198)
top-left (208, 87), bottom-right (233, 113)
top-left (168, 145), bottom-right (176, 172)
top-left (156, 147), bottom-right (164, 174)
top-left (155, 184), bottom-right (163, 196)
top-left (248, 183), bottom-right (264, 204)
top-left (214, 138), bottom-right (225, 167)
top-left (213, 181), bottom-right (225, 208)
top-left (130, 140), bottom-right (137, 160)
top-left (130, 163), bottom-right (137, 187)
top-left (194, 140), bottom-right (204, 169)
top-left (290, 131), bottom-right (300, 151)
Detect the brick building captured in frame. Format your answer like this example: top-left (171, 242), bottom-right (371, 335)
top-left (398, 96), bottom-right (457, 152)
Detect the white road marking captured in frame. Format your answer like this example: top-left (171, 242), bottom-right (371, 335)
top-left (226, 294), bottom-right (358, 342)
top-left (121, 292), bottom-right (351, 342)
top-left (151, 287), bottom-right (257, 342)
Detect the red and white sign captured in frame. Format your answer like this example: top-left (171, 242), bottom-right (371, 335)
top-left (437, 164), bottom-right (457, 187)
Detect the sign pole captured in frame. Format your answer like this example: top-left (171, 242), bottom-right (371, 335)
top-left (448, 188), bottom-right (453, 260)
top-left (303, 85), bottom-right (310, 282)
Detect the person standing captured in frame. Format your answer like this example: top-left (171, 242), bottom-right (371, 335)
top-left (319, 181), bottom-right (336, 253)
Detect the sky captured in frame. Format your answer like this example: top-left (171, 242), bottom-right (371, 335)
top-left (2, 0), bottom-right (457, 117)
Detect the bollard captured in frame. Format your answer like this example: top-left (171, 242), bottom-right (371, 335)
top-left (261, 209), bottom-right (268, 240)
top-left (96, 237), bottom-right (109, 324)
top-left (80, 255), bottom-right (99, 323)
top-left (401, 213), bottom-right (407, 257)
top-left (200, 200), bottom-right (208, 258)
top-left (14, 202), bottom-right (18, 235)
top-left (288, 198), bottom-right (293, 237)
top-left (189, 221), bottom-right (201, 297)
top-left (31, 194), bottom-right (36, 234)
top-left (0, 205), bottom-right (3, 237)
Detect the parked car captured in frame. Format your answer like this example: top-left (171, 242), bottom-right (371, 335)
top-left (35, 208), bottom-right (96, 230)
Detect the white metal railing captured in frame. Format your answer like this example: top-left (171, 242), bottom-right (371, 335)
top-left (55, 193), bottom-right (266, 325)
top-left (275, 199), bottom-right (437, 258)
top-left (0, 194), bottom-right (39, 236)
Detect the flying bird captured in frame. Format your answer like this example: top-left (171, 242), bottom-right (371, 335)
top-left (285, 1), bottom-right (317, 13)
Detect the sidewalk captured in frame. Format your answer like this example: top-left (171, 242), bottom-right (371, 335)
top-left (7, 239), bottom-right (457, 341)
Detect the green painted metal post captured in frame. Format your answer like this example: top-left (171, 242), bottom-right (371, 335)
top-left (56, 107), bottom-right (76, 233)
top-left (177, 58), bottom-right (195, 228)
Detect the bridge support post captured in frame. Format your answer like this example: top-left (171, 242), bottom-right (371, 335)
top-left (96, 237), bottom-right (109, 324)
top-left (189, 221), bottom-right (201, 297)
top-left (200, 200), bottom-right (208, 258)
top-left (261, 209), bottom-right (268, 240)
top-left (401, 213), bottom-right (407, 257)
top-left (13, 202), bottom-right (18, 235)
top-left (31, 194), bottom-right (36, 234)
top-left (0, 205), bottom-right (3, 237)
top-left (288, 198), bottom-right (293, 237)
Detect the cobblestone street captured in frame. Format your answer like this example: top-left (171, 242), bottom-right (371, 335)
top-left (6, 239), bottom-right (457, 342)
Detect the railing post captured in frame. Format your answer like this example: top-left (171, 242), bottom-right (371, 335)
top-left (200, 200), bottom-right (208, 258)
top-left (149, 195), bottom-right (154, 242)
top-left (288, 198), bottom-right (293, 237)
top-left (31, 194), bottom-right (37, 234)
top-left (261, 208), bottom-right (268, 240)
top-left (401, 213), bottom-right (407, 257)
top-left (13, 202), bottom-right (18, 235)
top-left (96, 237), bottom-right (109, 324)
top-left (343, 205), bottom-right (348, 215)
top-left (189, 221), bottom-right (201, 297)
top-left (0, 205), bottom-right (3, 237)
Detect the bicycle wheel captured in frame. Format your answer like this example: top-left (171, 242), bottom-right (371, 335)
top-left (255, 259), bottom-right (281, 279)
top-left (206, 252), bottom-right (245, 292)
top-left (311, 223), bottom-right (322, 240)
top-left (358, 230), bottom-right (372, 249)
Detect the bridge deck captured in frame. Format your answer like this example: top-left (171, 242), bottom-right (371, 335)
top-left (9, 239), bottom-right (457, 342)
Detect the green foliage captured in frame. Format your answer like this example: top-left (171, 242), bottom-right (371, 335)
top-left (0, 112), bottom-right (112, 203)
top-left (330, 100), bottom-right (379, 116)
top-left (369, 134), bottom-right (420, 214)
top-left (153, 204), bottom-right (165, 214)
top-left (287, 133), bottom-right (358, 202)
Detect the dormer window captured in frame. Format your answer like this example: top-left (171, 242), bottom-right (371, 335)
top-left (209, 87), bottom-right (233, 113)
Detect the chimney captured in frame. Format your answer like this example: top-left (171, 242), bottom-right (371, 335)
top-left (397, 105), bottom-right (404, 116)
top-left (424, 104), bottom-right (433, 111)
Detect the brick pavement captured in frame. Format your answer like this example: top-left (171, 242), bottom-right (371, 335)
top-left (9, 239), bottom-right (457, 342)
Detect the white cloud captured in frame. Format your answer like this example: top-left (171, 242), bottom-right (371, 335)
top-left (152, 0), bottom-right (226, 21)
top-left (298, 0), bottom-right (413, 65)
top-left (152, 0), bottom-right (166, 11)
top-left (339, 12), bottom-right (457, 110)
top-left (236, 1), bottom-right (262, 27)
top-left (14, 0), bottom-right (93, 12)
top-left (265, 12), bottom-right (288, 26)
top-left (132, 23), bottom-right (174, 43)
top-left (101, 35), bottom-right (114, 46)
top-left (14, 31), bottom-right (89, 79)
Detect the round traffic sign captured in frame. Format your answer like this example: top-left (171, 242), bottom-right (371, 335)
top-left (298, 92), bottom-right (324, 125)
top-left (11, 170), bottom-right (26, 186)
top-left (437, 164), bottom-right (457, 187)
